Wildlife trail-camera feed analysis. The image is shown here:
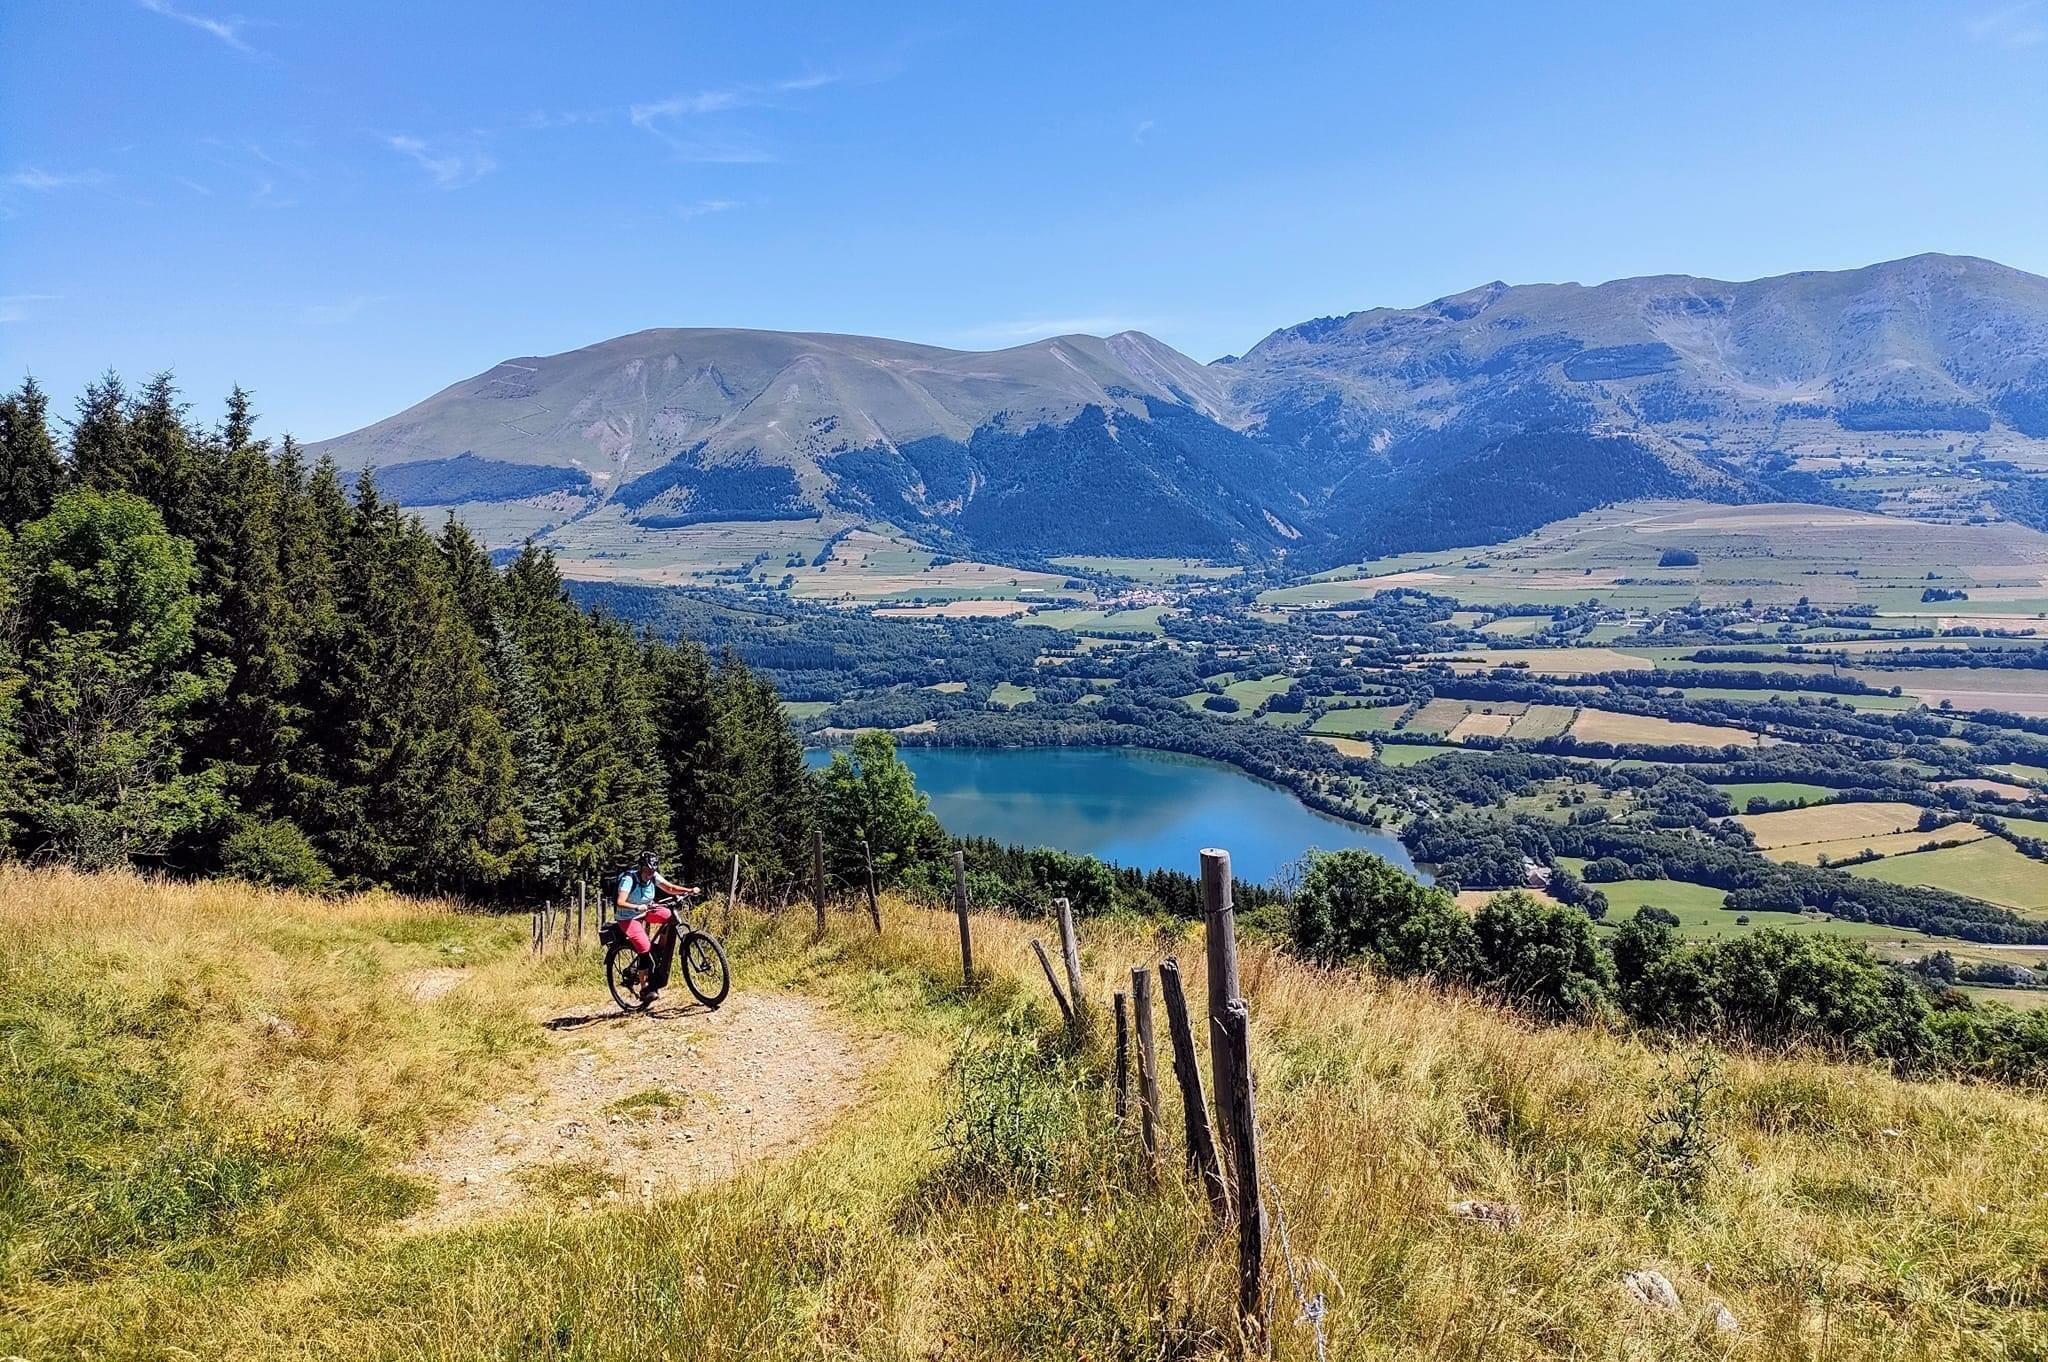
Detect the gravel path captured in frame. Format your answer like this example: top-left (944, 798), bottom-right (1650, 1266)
top-left (399, 989), bottom-right (879, 1230)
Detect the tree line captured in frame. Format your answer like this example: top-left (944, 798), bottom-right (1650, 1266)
top-left (0, 374), bottom-right (814, 898)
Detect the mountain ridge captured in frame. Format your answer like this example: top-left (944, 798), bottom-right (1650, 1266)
top-left (311, 253), bottom-right (2048, 564)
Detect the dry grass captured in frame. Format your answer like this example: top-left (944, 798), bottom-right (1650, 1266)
top-left (1737, 801), bottom-right (1928, 849)
top-left (6, 869), bottom-right (2048, 1359)
top-left (1570, 708), bottom-right (1769, 750)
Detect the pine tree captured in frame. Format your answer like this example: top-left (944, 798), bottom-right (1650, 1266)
top-left (649, 638), bottom-right (717, 875)
top-left (67, 373), bottom-right (138, 494)
top-left (485, 621), bottom-right (567, 889)
top-left (127, 373), bottom-right (203, 538)
top-left (0, 377), bottom-right (64, 530)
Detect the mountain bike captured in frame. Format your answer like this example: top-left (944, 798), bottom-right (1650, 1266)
top-left (600, 892), bottom-right (731, 1013)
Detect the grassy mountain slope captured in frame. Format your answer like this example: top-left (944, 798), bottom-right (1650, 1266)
top-left (6, 866), bottom-right (2047, 1359)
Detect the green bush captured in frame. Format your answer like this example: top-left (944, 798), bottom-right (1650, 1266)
top-left (1290, 848), bottom-right (1477, 980)
top-left (219, 817), bottom-right (335, 893)
top-left (1473, 890), bottom-right (1615, 1020)
top-left (940, 1022), bottom-right (1092, 1194)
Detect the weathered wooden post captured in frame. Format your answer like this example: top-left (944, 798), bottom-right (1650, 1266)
top-left (530, 906), bottom-right (541, 956)
top-left (811, 829), bottom-right (828, 939)
top-left (725, 852), bottom-right (740, 934)
top-left (577, 880), bottom-right (586, 946)
top-left (1202, 847), bottom-right (1242, 1184)
top-left (861, 838), bottom-right (882, 934)
top-left (1112, 991), bottom-right (1130, 1121)
top-left (1221, 999), bottom-right (1267, 1347)
top-left (1054, 897), bottom-right (1085, 1014)
top-left (1031, 940), bottom-right (1075, 1023)
top-left (951, 850), bottom-right (973, 986)
top-left (1132, 966), bottom-right (1160, 1176)
top-left (559, 894), bottom-right (569, 951)
top-left (1160, 957), bottom-right (1228, 1218)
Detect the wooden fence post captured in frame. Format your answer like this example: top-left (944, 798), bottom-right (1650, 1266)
top-left (1220, 999), bottom-right (1267, 1348)
top-left (951, 850), bottom-right (973, 986)
top-left (1112, 991), bottom-right (1130, 1121)
top-left (725, 852), bottom-right (740, 935)
top-left (1031, 940), bottom-right (1074, 1023)
top-left (1202, 847), bottom-right (1242, 1187)
top-left (1160, 957), bottom-right (1228, 1218)
top-left (530, 906), bottom-right (540, 956)
top-left (558, 894), bottom-right (569, 951)
top-left (861, 838), bottom-right (882, 933)
top-left (1054, 897), bottom-right (1085, 1015)
top-left (811, 830), bottom-right (827, 940)
top-left (577, 880), bottom-right (586, 946)
top-left (1132, 966), bottom-right (1160, 1177)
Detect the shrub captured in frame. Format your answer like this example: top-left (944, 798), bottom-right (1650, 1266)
top-left (939, 1023), bottom-right (1092, 1194)
top-left (1472, 890), bottom-right (1615, 1020)
top-left (1290, 849), bottom-right (1477, 979)
top-left (1202, 694), bottom-right (1240, 713)
top-left (219, 817), bottom-right (335, 893)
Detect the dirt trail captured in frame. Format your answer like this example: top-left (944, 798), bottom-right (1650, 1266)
top-left (399, 989), bottom-right (881, 1230)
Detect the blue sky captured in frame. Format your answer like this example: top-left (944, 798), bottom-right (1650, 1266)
top-left (4, 0), bottom-right (2046, 440)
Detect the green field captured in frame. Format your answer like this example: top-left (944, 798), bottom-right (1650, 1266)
top-left (780, 699), bottom-right (832, 721)
top-left (1222, 674), bottom-right (1297, 708)
top-left (1565, 866), bottom-right (1970, 948)
top-left (1379, 742), bottom-right (1458, 767)
top-left (1049, 556), bottom-right (1242, 583)
top-left (1021, 605), bottom-right (1172, 636)
top-left (1993, 762), bottom-right (2048, 787)
top-left (1715, 781), bottom-right (1839, 808)
top-left (988, 682), bottom-right (1036, 707)
top-left (1308, 704), bottom-right (1405, 736)
top-left (1846, 837), bottom-right (2048, 917)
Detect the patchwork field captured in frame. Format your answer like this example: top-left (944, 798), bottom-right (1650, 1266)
top-left (1048, 556), bottom-right (1242, 583)
top-left (1379, 742), bottom-right (1458, 766)
top-left (1716, 781), bottom-right (1839, 807)
top-left (1446, 710), bottom-right (1515, 741)
top-left (1307, 704), bottom-right (1404, 736)
top-left (1505, 704), bottom-right (1578, 739)
top-left (1021, 605), bottom-right (1173, 636)
top-left (1312, 734), bottom-right (1378, 759)
top-left (1737, 802), bottom-right (1928, 850)
top-left (1847, 837), bottom-right (2048, 916)
top-left (1263, 500), bottom-right (2048, 618)
top-left (1762, 826), bottom-right (1991, 867)
top-left (1568, 708), bottom-right (1767, 749)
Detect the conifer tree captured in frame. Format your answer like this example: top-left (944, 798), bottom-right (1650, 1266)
top-left (67, 373), bottom-right (138, 494)
top-left (0, 377), bottom-right (63, 530)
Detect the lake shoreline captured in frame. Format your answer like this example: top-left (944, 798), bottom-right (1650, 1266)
top-left (805, 740), bottom-right (1418, 884)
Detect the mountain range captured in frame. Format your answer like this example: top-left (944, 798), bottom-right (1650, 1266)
top-left (312, 253), bottom-right (2048, 567)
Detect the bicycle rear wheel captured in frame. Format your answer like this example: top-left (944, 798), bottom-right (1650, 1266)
top-left (679, 930), bottom-right (730, 1008)
top-left (605, 943), bottom-right (655, 1013)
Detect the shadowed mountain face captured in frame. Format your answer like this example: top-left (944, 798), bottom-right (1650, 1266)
top-left (311, 254), bottom-right (2048, 564)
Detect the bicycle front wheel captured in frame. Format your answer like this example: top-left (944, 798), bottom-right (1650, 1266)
top-left (679, 930), bottom-right (730, 1008)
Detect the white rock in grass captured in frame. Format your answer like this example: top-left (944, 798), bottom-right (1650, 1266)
top-left (1447, 1199), bottom-right (1523, 1231)
top-left (1623, 1269), bottom-right (1681, 1311)
top-left (1708, 1299), bottom-right (1741, 1335)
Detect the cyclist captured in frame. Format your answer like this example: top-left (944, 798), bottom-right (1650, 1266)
top-left (614, 851), bottom-right (700, 998)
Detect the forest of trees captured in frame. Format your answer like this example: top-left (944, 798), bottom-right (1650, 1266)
top-left (0, 374), bottom-right (815, 899)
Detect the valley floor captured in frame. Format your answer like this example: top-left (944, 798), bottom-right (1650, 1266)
top-left (4, 868), bottom-right (2048, 1359)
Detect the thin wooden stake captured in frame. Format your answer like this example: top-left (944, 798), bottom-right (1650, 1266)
top-left (1112, 991), bottom-right (1130, 1121)
top-left (1202, 847), bottom-right (1243, 1188)
top-left (951, 850), bottom-right (973, 987)
top-left (577, 880), bottom-right (586, 946)
top-left (1221, 999), bottom-right (1268, 1348)
top-left (1161, 957), bottom-right (1229, 1218)
top-left (725, 852), bottom-right (740, 935)
top-left (558, 895), bottom-right (568, 951)
top-left (1031, 940), bottom-right (1074, 1023)
top-left (861, 838), bottom-right (881, 933)
top-left (811, 829), bottom-right (827, 940)
top-left (1054, 896), bottom-right (1085, 1015)
top-left (1133, 966), bottom-right (1160, 1177)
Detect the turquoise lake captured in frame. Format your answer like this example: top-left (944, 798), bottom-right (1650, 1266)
top-left (805, 744), bottom-right (1417, 885)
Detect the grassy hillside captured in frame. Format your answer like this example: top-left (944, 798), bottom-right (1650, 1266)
top-left (5, 868), bottom-right (2048, 1359)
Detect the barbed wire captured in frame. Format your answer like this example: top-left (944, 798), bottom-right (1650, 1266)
top-left (1266, 1180), bottom-right (1330, 1362)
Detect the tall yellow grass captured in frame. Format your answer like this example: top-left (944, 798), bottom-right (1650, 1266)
top-left (4, 867), bottom-right (2047, 1359)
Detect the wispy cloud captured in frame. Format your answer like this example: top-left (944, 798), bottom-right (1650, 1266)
top-left (1966, 2), bottom-right (2047, 47)
top-left (5, 167), bottom-right (110, 193)
top-left (137, 0), bottom-right (264, 56)
top-left (1133, 119), bottom-right (1155, 145)
top-left (955, 316), bottom-right (1158, 343)
top-left (0, 294), bottom-right (59, 324)
top-left (674, 199), bottom-right (742, 220)
top-left (301, 295), bottom-right (377, 325)
top-left (385, 134), bottom-right (497, 188)
top-left (627, 69), bottom-right (854, 161)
